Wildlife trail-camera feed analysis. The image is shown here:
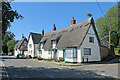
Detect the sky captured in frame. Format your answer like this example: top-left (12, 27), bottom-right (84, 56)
top-left (8, 2), bottom-right (117, 40)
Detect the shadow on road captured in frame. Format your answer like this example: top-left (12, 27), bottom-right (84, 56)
top-left (2, 66), bottom-right (118, 80)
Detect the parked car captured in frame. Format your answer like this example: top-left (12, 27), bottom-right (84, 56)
top-left (17, 54), bottom-right (25, 59)
top-left (8, 52), bottom-right (12, 56)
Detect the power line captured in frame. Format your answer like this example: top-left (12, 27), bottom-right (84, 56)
top-left (96, 0), bottom-right (105, 17)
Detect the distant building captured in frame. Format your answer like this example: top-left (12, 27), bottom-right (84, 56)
top-left (27, 32), bottom-right (43, 58)
top-left (14, 35), bottom-right (28, 57)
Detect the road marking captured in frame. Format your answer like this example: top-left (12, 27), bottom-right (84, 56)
top-left (1, 61), bottom-right (9, 80)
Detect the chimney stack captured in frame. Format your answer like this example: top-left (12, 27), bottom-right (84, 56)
top-left (22, 34), bottom-right (24, 39)
top-left (71, 17), bottom-right (76, 26)
top-left (42, 29), bottom-right (44, 36)
top-left (53, 24), bottom-right (56, 31)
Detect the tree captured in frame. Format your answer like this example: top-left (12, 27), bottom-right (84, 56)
top-left (7, 40), bottom-right (14, 53)
top-left (96, 5), bottom-right (120, 47)
top-left (2, 1), bottom-right (23, 35)
top-left (2, 31), bottom-right (15, 53)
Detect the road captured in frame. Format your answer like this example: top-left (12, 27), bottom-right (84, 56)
top-left (0, 55), bottom-right (119, 80)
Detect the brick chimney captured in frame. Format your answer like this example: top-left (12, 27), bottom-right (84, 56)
top-left (71, 17), bottom-right (76, 26)
top-left (53, 24), bottom-right (56, 31)
top-left (22, 34), bottom-right (24, 39)
top-left (42, 29), bottom-right (44, 36)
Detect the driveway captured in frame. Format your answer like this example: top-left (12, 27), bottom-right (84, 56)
top-left (0, 55), bottom-right (119, 80)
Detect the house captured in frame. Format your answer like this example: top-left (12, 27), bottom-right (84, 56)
top-left (38, 17), bottom-right (101, 63)
top-left (27, 32), bottom-right (43, 58)
top-left (14, 35), bottom-right (28, 57)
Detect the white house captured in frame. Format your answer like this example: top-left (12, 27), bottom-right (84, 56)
top-left (27, 32), bottom-right (43, 58)
top-left (14, 35), bottom-right (28, 57)
top-left (38, 17), bottom-right (101, 63)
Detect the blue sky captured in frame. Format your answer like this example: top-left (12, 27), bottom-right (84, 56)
top-left (9, 2), bottom-right (117, 40)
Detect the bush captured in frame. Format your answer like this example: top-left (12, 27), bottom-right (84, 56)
top-left (58, 57), bottom-right (64, 62)
top-left (37, 56), bottom-right (43, 60)
top-left (45, 58), bottom-right (51, 61)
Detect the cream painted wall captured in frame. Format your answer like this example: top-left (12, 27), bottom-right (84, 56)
top-left (80, 25), bottom-right (101, 62)
top-left (27, 35), bottom-right (34, 57)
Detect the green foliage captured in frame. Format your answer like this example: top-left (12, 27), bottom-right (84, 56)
top-left (37, 56), bottom-right (43, 60)
top-left (2, 31), bottom-right (15, 53)
top-left (7, 40), bottom-right (14, 53)
top-left (96, 5), bottom-right (120, 47)
top-left (2, 2), bottom-right (23, 34)
top-left (45, 58), bottom-right (52, 61)
top-left (115, 46), bottom-right (119, 55)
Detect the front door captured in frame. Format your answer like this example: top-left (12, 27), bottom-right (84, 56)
top-left (63, 49), bottom-right (65, 59)
top-left (54, 49), bottom-right (57, 58)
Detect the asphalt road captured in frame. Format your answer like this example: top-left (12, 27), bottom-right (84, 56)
top-left (0, 55), bottom-right (119, 80)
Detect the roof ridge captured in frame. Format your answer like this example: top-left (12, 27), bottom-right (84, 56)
top-left (44, 17), bottom-right (93, 35)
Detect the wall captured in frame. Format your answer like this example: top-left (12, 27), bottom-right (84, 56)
top-left (100, 46), bottom-right (109, 59)
top-left (57, 49), bottom-right (63, 60)
top-left (27, 35), bottom-right (34, 57)
top-left (14, 49), bottom-right (20, 57)
top-left (80, 25), bottom-right (101, 62)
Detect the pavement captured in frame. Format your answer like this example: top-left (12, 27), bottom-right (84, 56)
top-left (0, 55), bottom-right (120, 80)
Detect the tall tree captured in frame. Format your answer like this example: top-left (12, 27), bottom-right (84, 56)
top-left (96, 5), bottom-right (120, 47)
top-left (2, 1), bottom-right (23, 35)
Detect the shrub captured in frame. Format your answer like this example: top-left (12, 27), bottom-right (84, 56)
top-left (45, 58), bottom-right (51, 61)
top-left (37, 56), bottom-right (43, 60)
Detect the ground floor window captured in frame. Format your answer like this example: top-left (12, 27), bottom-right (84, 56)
top-left (65, 48), bottom-right (77, 58)
top-left (39, 50), bottom-right (42, 54)
top-left (84, 48), bottom-right (91, 55)
top-left (48, 50), bottom-right (51, 55)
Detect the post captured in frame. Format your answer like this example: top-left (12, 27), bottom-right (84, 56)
top-left (109, 17), bottom-right (111, 54)
top-left (0, 3), bottom-right (2, 54)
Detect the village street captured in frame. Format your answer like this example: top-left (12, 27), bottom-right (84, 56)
top-left (0, 55), bottom-right (119, 80)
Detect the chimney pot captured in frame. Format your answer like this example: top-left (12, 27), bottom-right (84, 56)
top-left (42, 29), bottom-right (44, 36)
top-left (71, 17), bottom-right (76, 26)
top-left (22, 34), bottom-right (24, 39)
top-left (53, 24), bottom-right (56, 31)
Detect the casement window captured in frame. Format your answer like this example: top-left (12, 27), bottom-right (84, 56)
top-left (89, 37), bottom-right (94, 43)
top-left (48, 50), bottom-right (51, 55)
top-left (39, 50), bottom-right (42, 54)
top-left (65, 48), bottom-right (77, 58)
top-left (84, 48), bottom-right (91, 55)
top-left (29, 44), bottom-right (32, 48)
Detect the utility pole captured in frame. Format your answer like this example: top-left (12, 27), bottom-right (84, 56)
top-left (109, 17), bottom-right (111, 54)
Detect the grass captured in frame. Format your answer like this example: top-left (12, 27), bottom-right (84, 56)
top-left (114, 46), bottom-right (119, 55)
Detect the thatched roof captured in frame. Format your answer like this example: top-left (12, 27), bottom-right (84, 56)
top-left (40, 17), bottom-right (100, 50)
top-left (14, 38), bottom-right (27, 49)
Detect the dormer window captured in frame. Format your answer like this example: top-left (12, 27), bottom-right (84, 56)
top-left (51, 40), bottom-right (56, 45)
top-left (40, 42), bottom-right (43, 47)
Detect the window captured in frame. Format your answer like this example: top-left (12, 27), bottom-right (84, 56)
top-left (84, 48), bottom-right (91, 55)
top-left (29, 44), bottom-right (32, 48)
top-left (51, 40), bottom-right (56, 45)
top-left (39, 50), bottom-right (42, 54)
top-left (66, 49), bottom-right (73, 58)
top-left (48, 50), bottom-right (51, 55)
top-left (89, 37), bottom-right (94, 43)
